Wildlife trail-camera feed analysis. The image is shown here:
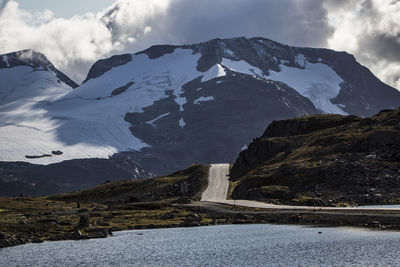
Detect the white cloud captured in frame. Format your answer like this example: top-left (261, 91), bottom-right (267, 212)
top-left (0, 0), bottom-right (399, 90)
top-left (325, 0), bottom-right (400, 89)
top-left (0, 0), bottom-right (171, 82)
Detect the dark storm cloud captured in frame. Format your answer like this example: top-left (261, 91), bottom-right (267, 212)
top-left (357, 0), bottom-right (400, 63)
top-left (325, 0), bottom-right (400, 88)
top-left (158, 0), bottom-right (334, 48)
top-left (361, 34), bottom-right (400, 62)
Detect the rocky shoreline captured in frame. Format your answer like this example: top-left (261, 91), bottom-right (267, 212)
top-left (3, 201), bottom-right (400, 249)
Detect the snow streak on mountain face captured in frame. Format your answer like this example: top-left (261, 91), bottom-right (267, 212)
top-left (0, 37), bottom-right (399, 170)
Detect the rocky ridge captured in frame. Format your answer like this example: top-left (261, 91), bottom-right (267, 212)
top-left (0, 153), bottom-right (151, 197)
top-left (230, 108), bottom-right (400, 206)
top-left (0, 49), bottom-right (78, 88)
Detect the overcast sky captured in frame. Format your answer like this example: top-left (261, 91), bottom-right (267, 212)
top-left (0, 0), bottom-right (399, 90)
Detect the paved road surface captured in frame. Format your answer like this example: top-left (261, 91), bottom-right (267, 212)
top-left (201, 164), bottom-right (230, 202)
top-left (201, 163), bottom-right (400, 211)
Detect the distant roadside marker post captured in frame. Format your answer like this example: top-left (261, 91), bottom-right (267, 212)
top-left (233, 190), bottom-right (236, 206)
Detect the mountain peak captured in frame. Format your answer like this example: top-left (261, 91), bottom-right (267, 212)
top-left (0, 49), bottom-right (78, 88)
top-left (81, 36), bottom-right (400, 117)
top-left (1, 49), bottom-right (52, 69)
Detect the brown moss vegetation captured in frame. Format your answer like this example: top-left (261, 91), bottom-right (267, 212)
top-left (0, 164), bottom-right (212, 248)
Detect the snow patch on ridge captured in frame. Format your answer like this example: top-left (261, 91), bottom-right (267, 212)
top-left (222, 58), bottom-right (264, 77)
top-left (218, 41), bottom-right (236, 58)
top-left (268, 60), bottom-right (346, 114)
top-left (201, 64), bottom-right (226, 82)
top-left (296, 54), bottom-right (306, 68)
top-left (175, 96), bottom-right (186, 112)
top-left (217, 55), bottom-right (346, 115)
top-left (194, 96), bottom-right (215, 104)
top-left (179, 118), bottom-right (186, 128)
top-left (146, 112), bottom-right (170, 127)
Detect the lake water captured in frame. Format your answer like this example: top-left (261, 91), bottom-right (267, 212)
top-left (359, 204), bottom-right (400, 209)
top-left (1, 224), bottom-right (400, 266)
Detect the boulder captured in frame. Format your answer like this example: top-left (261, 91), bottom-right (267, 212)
top-left (85, 228), bottom-right (109, 239)
top-left (77, 215), bottom-right (90, 228)
top-left (182, 213), bottom-right (202, 227)
top-left (71, 229), bottom-right (83, 240)
top-left (32, 238), bottom-right (44, 243)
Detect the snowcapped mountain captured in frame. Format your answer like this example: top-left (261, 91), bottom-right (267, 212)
top-left (1, 37), bottom-right (400, 180)
top-left (0, 49), bottom-right (145, 165)
top-left (0, 50), bottom-right (76, 162)
top-left (0, 50), bottom-right (149, 195)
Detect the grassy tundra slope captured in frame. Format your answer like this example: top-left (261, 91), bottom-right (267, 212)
top-left (0, 165), bottom-right (211, 248)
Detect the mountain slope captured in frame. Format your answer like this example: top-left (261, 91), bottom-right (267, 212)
top-left (0, 49), bottom-right (78, 89)
top-left (230, 108), bottom-right (400, 206)
top-left (0, 37), bottom-right (399, 178)
top-left (0, 50), bottom-right (147, 165)
top-left (72, 43), bottom-right (320, 173)
top-left (76, 37), bottom-right (400, 174)
top-left (0, 50), bottom-right (151, 196)
top-left (0, 50), bottom-right (77, 163)
top-left (0, 153), bottom-right (150, 197)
